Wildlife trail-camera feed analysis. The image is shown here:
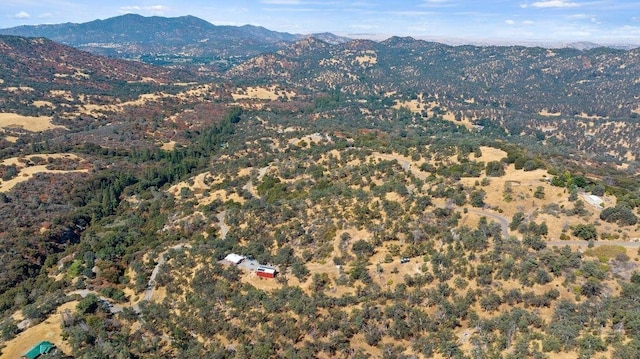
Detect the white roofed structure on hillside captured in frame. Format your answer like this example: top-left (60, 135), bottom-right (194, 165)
top-left (224, 253), bottom-right (245, 265)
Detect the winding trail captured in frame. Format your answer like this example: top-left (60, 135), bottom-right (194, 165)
top-left (216, 211), bottom-right (229, 240)
top-left (242, 165), bottom-right (269, 197)
top-left (69, 243), bottom-right (191, 314)
top-left (136, 243), bottom-right (191, 310)
top-left (547, 240), bottom-right (640, 249)
top-left (466, 207), bottom-right (510, 238)
top-left (68, 289), bottom-right (124, 314)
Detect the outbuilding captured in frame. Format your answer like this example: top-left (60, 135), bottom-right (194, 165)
top-left (256, 266), bottom-right (277, 278)
top-left (224, 253), bottom-right (245, 265)
top-left (22, 341), bottom-right (55, 359)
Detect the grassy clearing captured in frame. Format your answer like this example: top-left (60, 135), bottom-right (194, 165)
top-left (0, 113), bottom-right (66, 132)
top-left (1, 301), bottom-right (75, 358)
top-left (584, 245), bottom-right (628, 262)
top-left (0, 154), bottom-right (89, 192)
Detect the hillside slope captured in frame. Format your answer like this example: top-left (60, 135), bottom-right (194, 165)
top-left (0, 14), bottom-right (350, 61)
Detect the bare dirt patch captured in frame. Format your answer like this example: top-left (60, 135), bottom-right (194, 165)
top-left (0, 113), bottom-right (66, 132)
top-left (240, 270), bottom-right (282, 291)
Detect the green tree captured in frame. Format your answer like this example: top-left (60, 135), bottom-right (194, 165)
top-left (291, 261), bottom-right (309, 281)
top-left (76, 294), bottom-right (100, 315)
top-left (352, 240), bottom-right (375, 258)
top-left (580, 278), bottom-right (602, 298)
top-left (485, 161), bottom-right (505, 177)
top-left (0, 319), bottom-right (18, 340)
top-left (510, 212), bottom-right (525, 231)
top-left (470, 190), bottom-right (486, 208)
top-left (572, 224), bottom-right (597, 241)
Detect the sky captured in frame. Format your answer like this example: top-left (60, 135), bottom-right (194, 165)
top-left (1, 0), bottom-right (640, 45)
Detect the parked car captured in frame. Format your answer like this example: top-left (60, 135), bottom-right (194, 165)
top-left (400, 257), bottom-right (410, 264)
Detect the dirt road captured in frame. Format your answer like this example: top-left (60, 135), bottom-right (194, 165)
top-left (216, 211), bottom-right (229, 239)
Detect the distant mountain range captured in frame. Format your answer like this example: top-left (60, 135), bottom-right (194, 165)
top-left (0, 14), bottom-right (351, 67)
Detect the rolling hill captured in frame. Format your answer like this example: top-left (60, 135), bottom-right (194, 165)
top-left (0, 14), bottom-right (350, 64)
top-left (1, 23), bottom-right (640, 358)
top-left (226, 36), bottom-right (640, 165)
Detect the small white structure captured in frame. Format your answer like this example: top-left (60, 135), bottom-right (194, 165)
top-left (586, 194), bottom-right (604, 207)
top-left (224, 253), bottom-right (245, 265)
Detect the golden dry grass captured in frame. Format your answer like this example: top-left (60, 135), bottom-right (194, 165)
top-left (577, 112), bottom-right (607, 120)
top-left (457, 163), bottom-right (640, 241)
top-left (287, 133), bottom-right (326, 147)
top-left (1, 301), bottom-right (75, 358)
top-left (472, 146), bottom-right (508, 162)
top-left (167, 172), bottom-right (246, 206)
top-left (3, 86), bottom-right (34, 92)
top-left (33, 101), bottom-right (53, 108)
top-left (160, 141), bottom-right (177, 151)
top-left (0, 154), bottom-right (89, 192)
top-left (0, 165), bottom-right (89, 192)
top-left (539, 109), bottom-right (562, 117)
top-left (0, 113), bottom-right (66, 132)
top-left (231, 86), bottom-right (295, 101)
top-left (393, 99), bottom-right (422, 113)
top-left (354, 52), bottom-right (377, 67)
top-left (584, 245), bottom-right (627, 261)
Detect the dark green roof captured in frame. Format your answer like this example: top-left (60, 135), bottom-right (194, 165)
top-left (22, 341), bottom-right (54, 359)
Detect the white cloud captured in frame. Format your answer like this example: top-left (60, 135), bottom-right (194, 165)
top-left (119, 5), bottom-right (168, 15)
top-left (505, 19), bottom-right (535, 26)
top-left (567, 13), bottom-right (590, 19)
top-left (14, 11), bottom-right (31, 19)
top-left (120, 6), bottom-right (142, 12)
top-left (521, 1), bottom-right (579, 8)
top-left (421, 0), bottom-right (457, 8)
